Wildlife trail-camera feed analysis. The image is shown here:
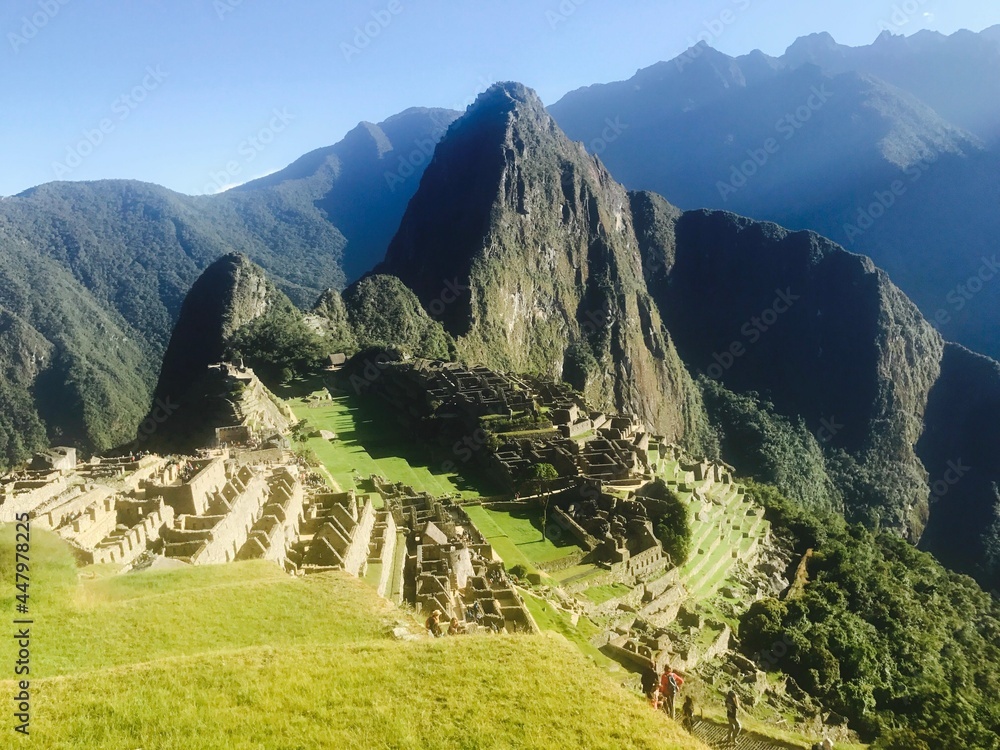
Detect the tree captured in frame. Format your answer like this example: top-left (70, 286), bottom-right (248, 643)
top-left (522, 463), bottom-right (559, 541)
top-left (640, 479), bottom-right (693, 566)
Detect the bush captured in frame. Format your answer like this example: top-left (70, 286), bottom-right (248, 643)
top-left (641, 479), bottom-right (692, 565)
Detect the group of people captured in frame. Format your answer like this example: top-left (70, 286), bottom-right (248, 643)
top-left (643, 664), bottom-right (836, 748)
top-left (644, 666), bottom-right (741, 743)
top-left (425, 609), bottom-right (465, 637)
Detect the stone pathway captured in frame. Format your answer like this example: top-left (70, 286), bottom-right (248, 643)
top-left (690, 719), bottom-right (798, 750)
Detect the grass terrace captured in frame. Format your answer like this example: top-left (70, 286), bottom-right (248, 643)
top-left (284, 383), bottom-right (499, 499)
top-left (0, 527), bottom-right (709, 750)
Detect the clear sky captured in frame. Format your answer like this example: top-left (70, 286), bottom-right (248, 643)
top-left (1, 0), bottom-right (997, 196)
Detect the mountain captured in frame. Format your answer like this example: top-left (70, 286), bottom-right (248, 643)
top-left (0, 107), bottom-right (457, 467)
top-left (374, 81), bottom-right (999, 590)
top-left (237, 107), bottom-right (460, 282)
top-left (376, 83), bottom-right (716, 451)
top-left (783, 27), bottom-right (1000, 144)
top-left (549, 31), bottom-right (1000, 361)
top-left (145, 253), bottom-right (324, 451)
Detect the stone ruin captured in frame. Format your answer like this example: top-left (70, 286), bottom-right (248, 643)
top-left (492, 417), bottom-right (653, 491)
top-left (374, 479), bottom-right (535, 634)
top-left (549, 483), bottom-right (670, 581)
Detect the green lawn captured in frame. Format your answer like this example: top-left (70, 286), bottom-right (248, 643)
top-left (581, 583), bottom-right (632, 605)
top-left (521, 591), bottom-right (618, 670)
top-left (463, 505), bottom-right (584, 567)
top-left (285, 387), bottom-right (498, 499)
top-left (0, 527), bottom-right (708, 750)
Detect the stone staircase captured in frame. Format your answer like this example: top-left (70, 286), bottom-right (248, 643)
top-left (690, 719), bottom-right (795, 750)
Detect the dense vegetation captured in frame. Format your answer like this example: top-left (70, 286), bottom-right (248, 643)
top-left (740, 482), bottom-right (1000, 749)
top-left (700, 378), bottom-right (842, 514)
top-left (338, 274), bottom-right (455, 360)
top-left (228, 299), bottom-right (330, 384)
top-left (637, 478), bottom-right (693, 565)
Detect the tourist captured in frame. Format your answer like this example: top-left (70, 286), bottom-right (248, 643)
top-left (425, 609), bottom-right (443, 637)
top-left (660, 667), bottom-right (684, 719)
top-left (641, 664), bottom-right (659, 696)
top-left (810, 739), bottom-right (834, 750)
top-left (448, 617), bottom-right (463, 635)
top-left (648, 683), bottom-right (662, 711)
top-left (725, 689), bottom-right (742, 743)
top-left (681, 695), bottom-right (695, 733)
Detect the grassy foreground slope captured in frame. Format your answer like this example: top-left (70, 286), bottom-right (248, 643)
top-left (0, 528), bottom-right (706, 750)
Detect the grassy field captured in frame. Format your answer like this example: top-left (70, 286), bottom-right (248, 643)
top-left (462, 505), bottom-right (587, 572)
top-left (0, 526), bottom-right (708, 750)
top-left (284, 385), bottom-right (498, 499)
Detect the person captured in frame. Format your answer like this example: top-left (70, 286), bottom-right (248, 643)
top-left (681, 695), bottom-right (695, 733)
top-left (660, 667), bottom-right (684, 719)
top-left (648, 683), bottom-right (662, 711)
top-left (725, 689), bottom-right (742, 744)
top-left (641, 664), bottom-right (659, 697)
top-left (810, 740), bottom-right (833, 750)
top-left (425, 609), bottom-right (443, 637)
top-left (448, 617), bottom-right (463, 635)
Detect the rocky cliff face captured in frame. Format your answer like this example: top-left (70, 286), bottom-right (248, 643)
top-left (635, 205), bottom-right (944, 538)
top-left (145, 253), bottom-right (295, 451)
top-left (917, 344), bottom-right (1000, 587)
top-left (378, 83), bottom-right (713, 448)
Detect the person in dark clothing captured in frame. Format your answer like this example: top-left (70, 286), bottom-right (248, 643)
top-left (725, 689), bottom-right (742, 743)
top-left (681, 695), bottom-right (695, 732)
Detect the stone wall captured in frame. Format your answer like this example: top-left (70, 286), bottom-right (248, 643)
top-left (190, 470), bottom-right (269, 565)
top-left (150, 457), bottom-right (227, 515)
top-left (0, 473), bottom-right (67, 522)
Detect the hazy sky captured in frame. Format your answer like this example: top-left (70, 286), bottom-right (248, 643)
top-left (2, 0), bottom-right (997, 196)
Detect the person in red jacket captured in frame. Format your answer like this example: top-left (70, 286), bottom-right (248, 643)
top-left (660, 667), bottom-right (684, 719)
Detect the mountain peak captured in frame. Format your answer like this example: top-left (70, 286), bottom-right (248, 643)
top-left (466, 81), bottom-right (545, 118)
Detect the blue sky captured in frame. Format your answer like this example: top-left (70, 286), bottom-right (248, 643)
top-left (1, 0), bottom-right (997, 196)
